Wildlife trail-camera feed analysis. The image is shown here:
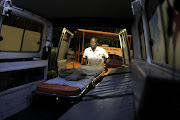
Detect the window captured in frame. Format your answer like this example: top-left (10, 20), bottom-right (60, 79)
top-left (21, 20), bottom-right (42, 51)
top-left (148, 0), bottom-right (180, 67)
top-left (138, 18), bottom-right (147, 60)
top-left (0, 14), bottom-right (42, 52)
top-left (149, 5), bottom-right (166, 64)
top-left (161, 0), bottom-right (180, 67)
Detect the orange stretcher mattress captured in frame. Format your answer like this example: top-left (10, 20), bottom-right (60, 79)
top-left (37, 83), bottom-right (81, 96)
top-left (36, 65), bottom-right (106, 97)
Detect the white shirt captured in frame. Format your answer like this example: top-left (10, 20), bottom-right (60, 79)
top-left (83, 46), bottom-right (109, 66)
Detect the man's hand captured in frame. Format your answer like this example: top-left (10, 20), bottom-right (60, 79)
top-left (104, 57), bottom-right (110, 72)
top-left (83, 58), bottom-right (87, 65)
top-left (104, 64), bottom-right (108, 72)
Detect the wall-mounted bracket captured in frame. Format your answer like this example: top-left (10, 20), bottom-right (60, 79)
top-left (2, 0), bottom-right (12, 16)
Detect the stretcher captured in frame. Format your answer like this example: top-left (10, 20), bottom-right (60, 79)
top-left (34, 63), bottom-right (106, 100)
top-left (58, 73), bottom-right (134, 120)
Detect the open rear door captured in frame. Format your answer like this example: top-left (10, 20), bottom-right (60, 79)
top-left (55, 28), bottom-right (74, 72)
top-left (119, 29), bottom-right (131, 65)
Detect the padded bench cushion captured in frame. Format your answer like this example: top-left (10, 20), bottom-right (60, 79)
top-left (37, 83), bottom-right (81, 96)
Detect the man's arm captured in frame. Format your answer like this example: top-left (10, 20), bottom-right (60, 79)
top-left (105, 57), bottom-right (110, 68)
top-left (83, 57), bottom-right (87, 65)
top-left (105, 57), bottom-right (110, 71)
top-left (82, 49), bottom-right (87, 65)
top-left (102, 48), bottom-right (109, 71)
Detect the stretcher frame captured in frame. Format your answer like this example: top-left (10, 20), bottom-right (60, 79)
top-left (32, 62), bottom-right (106, 102)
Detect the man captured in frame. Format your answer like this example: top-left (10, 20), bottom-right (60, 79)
top-left (83, 37), bottom-right (110, 71)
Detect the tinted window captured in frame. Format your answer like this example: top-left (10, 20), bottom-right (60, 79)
top-left (0, 14), bottom-right (43, 52)
top-left (148, 0), bottom-right (180, 67)
top-left (138, 18), bottom-right (147, 60)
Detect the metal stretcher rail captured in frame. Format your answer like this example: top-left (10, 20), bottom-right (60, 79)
top-left (32, 69), bottom-right (107, 103)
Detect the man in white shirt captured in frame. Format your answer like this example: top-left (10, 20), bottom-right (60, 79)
top-left (83, 37), bottom-right (110, 71)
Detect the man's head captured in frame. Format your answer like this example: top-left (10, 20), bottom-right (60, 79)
top-left (90, 37), bottom-right (98, 50)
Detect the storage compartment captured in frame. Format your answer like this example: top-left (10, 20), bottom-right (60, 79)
top-left (0, 67), bottom-right (44, 91)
